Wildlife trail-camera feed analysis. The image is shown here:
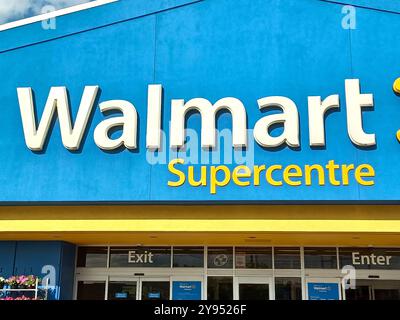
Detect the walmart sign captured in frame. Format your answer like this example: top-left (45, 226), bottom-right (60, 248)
top-left (17, 80), bottom-right (382, 151)
top-left (0, 0), bottom-right (400, 202)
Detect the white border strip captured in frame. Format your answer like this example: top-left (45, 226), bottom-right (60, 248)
top-left (0, 0), bottom-right (118, 32)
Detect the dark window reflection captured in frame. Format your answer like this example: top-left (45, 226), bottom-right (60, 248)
top-left (77, 247), bottom-right (108, 268)
top-left (346, 286), bottom-right (370, 300)
top-left (107, 281), bottom-right (137, 300)
top-left (207, 277), bottom-right (233, 300)
top-left (239, 284), bottom-right (269, 300)
top-left (141, 281), bottom-right (170, 300)
top-left (274, 247), bottom-right (301, 269)
top-left (173, 247), bottom-right (204, 268)
top-left (304, 247), bottom-right (338, 269)
top-left (77, 281), bottom-right (105, 300)
top-left (275, 277), bottom-right (302, 300)
top-left (207, 247), bottom-right (233, 269)
top-left (374, 289), bottom-right (400, 300)
top-left (345, 280), bottom-right (400, 300)
top-left (235, 247), bottom-right (272, 269)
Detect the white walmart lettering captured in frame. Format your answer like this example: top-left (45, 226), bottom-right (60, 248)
top-left (17, 79), bottom-right (376, 151)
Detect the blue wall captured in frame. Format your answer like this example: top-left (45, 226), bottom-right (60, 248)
top-left (0, 241), bottom-right (76, 300)
top-left (0, 242), bottom-right (16, 277)
top-left (0, 0), bottom-right (399, 202)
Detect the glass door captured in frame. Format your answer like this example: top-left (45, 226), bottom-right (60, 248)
top-left (107, 276), bottom-right (171, 300)
top-left (107, 277), bottom-right (139, 300)
top-left (373, 280), bottom-right (400, 300)
top-left (345, 280), bottom-right (400, 300)
top-left (77, 280), bottom-right (107, 300)
top-left (234, 277), bottom-right (272, 300)
top-left (140, 277), bottom-right (171, 301)
top-left (75, 275), bottom-right (107, 300)
top-left (345, 284), bottom-right (371, 300)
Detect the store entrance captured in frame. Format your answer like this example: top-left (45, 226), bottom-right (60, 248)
top-left (107, 277), bottom-right (170, 301)
top-left (345, 280), bottom-right (400, 300)
top-left (77, 276), bottom-right (205, 300)
top-left (234, 277), bottom-right (272, 300)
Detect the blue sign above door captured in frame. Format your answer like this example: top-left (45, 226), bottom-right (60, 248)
top-left (172, 281), bottom-right (202, 300)
top-left (308, 283), bottom-right (340, 301)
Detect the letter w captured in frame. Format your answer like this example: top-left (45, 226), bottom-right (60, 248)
top-left (17, 86), bottom-right (99, 151)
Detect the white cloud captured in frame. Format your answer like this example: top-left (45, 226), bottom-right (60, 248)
top-left (0, 0), bottom-right (92, 23)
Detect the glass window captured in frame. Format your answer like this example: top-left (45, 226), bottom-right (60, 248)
top-left (345, 285), bottom-right (370, 300)
top-left (345, 280), bottom-right (400, 300)
top-left (339, 247), bottom-right (400, 270)
top-left (207, 247), bottom-right (233, 269)
top-left (374, 280), bottom-right (400, 300)
top-left (235, 247), bottom-right (272, 269)
top-left (107, 281), bottom-right (137, 300)
top-left (274, 247), bottom-right (301, 269)
top-left (304, 247), bottom-right (338, 269)
top-left (207, 277), bottom-right (233, 300)
top-left (77, 247), bottom-right (108, 268)
top-left (76, 281), bottom-right (105, 300)
top-left (141, 281), bottom-right (170, 300)
top-left (109, 247), bottom-right (171, 268)
top-left (275, 277), bottom-right (302, 300)
top-left (239, 284), bottom-right (269, 300)
top-left (173, 247), bottom-right (204, 268)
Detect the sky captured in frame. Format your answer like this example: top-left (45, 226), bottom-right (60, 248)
top-left (0, 0), bottom-right (93, 24)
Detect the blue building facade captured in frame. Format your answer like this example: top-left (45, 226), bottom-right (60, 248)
top-left (0, 0), bottom-right (400, 300)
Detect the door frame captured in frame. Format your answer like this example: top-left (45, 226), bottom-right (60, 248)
top-left (100, 275), bottom-right (171, 300)
top-left (234, 276), bottom-right (273, 300)
top-left (108, 276), bottom-right (140, 300)
top-left (74, 275), bottom-right (108, 300)
top-left (344, 279), bottom-right (400, 300)
top-left (139, 276), bottom-right (171, 300)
